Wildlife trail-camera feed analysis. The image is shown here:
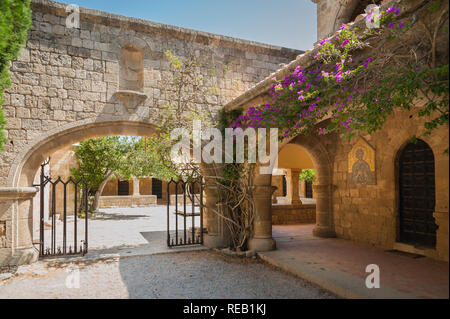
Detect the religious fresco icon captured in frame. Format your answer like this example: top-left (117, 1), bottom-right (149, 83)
top-left (348, 138), bottom-right (376, 185)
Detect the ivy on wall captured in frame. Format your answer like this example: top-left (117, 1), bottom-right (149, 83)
top-left (0, 0), bottom-right (32, 151)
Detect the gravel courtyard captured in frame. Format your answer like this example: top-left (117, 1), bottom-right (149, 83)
top-left (0, 251), bottom-right (336, 299)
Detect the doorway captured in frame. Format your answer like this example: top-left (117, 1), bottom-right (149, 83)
top-left (398, 139), bottom-right (437, 248)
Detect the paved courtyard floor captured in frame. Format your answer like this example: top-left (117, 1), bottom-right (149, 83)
top-left (34, 205), bottom-right (198, 251)
top-left (0, 251), bottom-right (336, 299)
top-left (266, 224), bottom-right (450, 299)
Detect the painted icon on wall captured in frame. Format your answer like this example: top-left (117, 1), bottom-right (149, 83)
top-left (348, 138), bottom-right (376, 185)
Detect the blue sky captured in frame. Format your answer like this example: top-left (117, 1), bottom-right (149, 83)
top-left (66, 0), bottom-right (317, 50)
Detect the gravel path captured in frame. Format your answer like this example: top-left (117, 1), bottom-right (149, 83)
top-left (0, 251), bottom-right (336, 299)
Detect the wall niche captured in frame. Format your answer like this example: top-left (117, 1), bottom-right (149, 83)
top-left (114, 44), bottom-right (147, 113)
top-left (120, 44), bottom-right (144, 91)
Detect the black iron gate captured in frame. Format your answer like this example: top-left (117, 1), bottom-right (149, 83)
top-left (167, 178), bottom-right (203, 247)
top-left (35, 159), bottom-right (89, 258)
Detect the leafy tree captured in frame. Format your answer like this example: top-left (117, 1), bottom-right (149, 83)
top-left (129, 137), bottom-right (179, 181)
top-left (71, 137), bottom-right (138, 213)
top-left (0, 0), bottom-right (32, 151)
top-left (299, 169), bottom-right (316, 182)
top-left (145, 50), bottom-right (224, 181)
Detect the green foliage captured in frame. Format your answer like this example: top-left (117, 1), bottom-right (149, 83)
top-left (70, 137), bottom-right (136, 191)
top-left (144, 50), bottom-right (223, 180)
top-left (130, 137), bottom-right (179, 181)
top-left (0, 0), bottom-right (32, 151)
top-left (233, 3), bottom-right (449, 153)
top-left (299, 169), bottom-right (316, 182)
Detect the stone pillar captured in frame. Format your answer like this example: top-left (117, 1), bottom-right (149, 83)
top-left (132, 177), bottom-right (140, 196)
top-left (201, 164), bottom-right (229, 248)
top-left (248, 185), bottom-right (277, 252)
top-left (290, 169), bottom-right (302, 204)
top-left (312, 184), bottom-right (336, 238)
top-left (300, 180), bottom-right (306, 198)
top-left (434, 211), bottom-right (449, 261)
top-left (285, 169), bottom-right (292, 203)
top-left (0, 187), bottom-right (39, 267)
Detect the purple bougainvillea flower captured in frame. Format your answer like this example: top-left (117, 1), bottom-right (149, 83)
top-left (387, 22), bottom-right (395, 28)
top-left (335, 71), bottom-right (343, 82)
top-left (340, 24), bottom-right (347, 30)
top-left (387, 7), bottom-right (401, 16)
top-left (398, 21), bottom-right (405, 28)
top-left (363, 57), bottom-right (372, 68)
top-left (341, 39), bottom-right (350, 48)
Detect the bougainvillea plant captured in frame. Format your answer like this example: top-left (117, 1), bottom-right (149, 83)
top-left (231, 3), bottom-right (449, 152)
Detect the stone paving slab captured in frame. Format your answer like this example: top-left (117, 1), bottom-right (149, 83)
top-left (262, 225), bottom-right (450, 299)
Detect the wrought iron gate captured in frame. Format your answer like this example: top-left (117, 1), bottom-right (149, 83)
top-left (35, 159), bottom-right (89, 258)
top-left (167, 178), bottom-right (204, 247)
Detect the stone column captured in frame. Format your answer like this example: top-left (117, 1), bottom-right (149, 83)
top-left (285, 169), bottom-right (292, 203)
top-left (300, 180), bottom-right (306, 198)
top-left (434, 211), bottom-right (449, 261)
top-left (290, 169), bottom-right (302, 204)
top-left (132, 177), bottom-right (140, 196)
top-left (248, 185), bottom-right (277, 252)
top-left (312, 184), bottom-right (336, 238)
top-left (0, 187), bottom-right (39, 267)
top-left (201, 164), bottom-right (229, 248)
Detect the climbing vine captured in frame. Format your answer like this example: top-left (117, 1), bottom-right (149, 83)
top-left (231, 2), bottom-right (449, 152)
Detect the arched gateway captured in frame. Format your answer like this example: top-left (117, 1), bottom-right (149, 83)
top-left (0, 0), bottom-right (300, 266)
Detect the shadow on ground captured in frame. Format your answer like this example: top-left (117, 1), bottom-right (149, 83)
top-left (91, 212), bottom-right (149, 221)
top-left (117, 250), bottom-right (337, 299)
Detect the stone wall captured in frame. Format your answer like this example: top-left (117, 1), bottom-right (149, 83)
top-left (311, 0), bottom-right (379, 41)
top-left (0, 0), bottom-right (300, 266)
top-left (0, 0), bottom-right (300, 188)
top-left (330, 109), bottom-right (449, 261)
top-left (99, 195), bottom-right (157, 208)
top-left (272, 204), bottom-right (316, 225)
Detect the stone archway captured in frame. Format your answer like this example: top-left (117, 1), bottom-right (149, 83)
top-left (1, 118), bottom-right (159, 266)
top-left (249, 131), bottom-right (336, 252)
top-left (1, 118), bottom-right (226, 266)
top-left (8, 118), bottom-right (158, 189)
